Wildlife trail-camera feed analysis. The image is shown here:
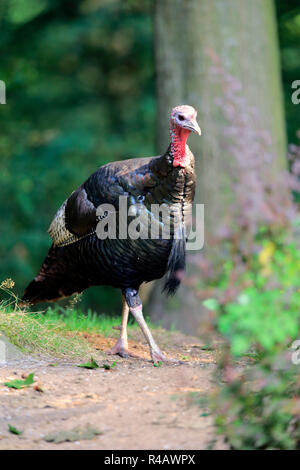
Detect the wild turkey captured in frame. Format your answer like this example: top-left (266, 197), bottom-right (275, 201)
top-left (22, 105), bottom-right (201, 362)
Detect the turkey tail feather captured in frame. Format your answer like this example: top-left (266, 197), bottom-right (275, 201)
top-left (21, 278), bottom-right (65, 305)
top-left (162, 224), bottom-right (186, 296)
top-left (21, 245), bottom-right (84, 305)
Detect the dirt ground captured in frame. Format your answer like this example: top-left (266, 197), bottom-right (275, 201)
top-left (0, 329), bottom-right (226, 450)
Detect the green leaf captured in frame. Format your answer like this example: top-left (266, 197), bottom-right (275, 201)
top-left (237, 294), bottom-right (250, 305)
top-left (8, 424), bottom-right (23, 435)
top-left (77, 357), bottom-right (99, 369)
top-left (202, 298), bottom-right (219, 310)
top-left (4, 373), bottom-right (35, 389)
top-left (6, 0), bottom-right (48, 25)
top-left (232, 337), bottom-right (250, 356)
top-left (153, 361), bottom-right (163, 367)
top-left (200, 344), bottom-right (214, 351)
top-left (102, 361), bottom-right (117, 370)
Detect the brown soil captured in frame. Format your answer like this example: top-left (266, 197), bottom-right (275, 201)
top-left (0, 329), bottom-right (226, 450)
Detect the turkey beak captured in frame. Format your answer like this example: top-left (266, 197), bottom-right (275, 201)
top-left (189, 119), bottom-right (201, 136)
top-left (185, 119), bottom-right (201, 136)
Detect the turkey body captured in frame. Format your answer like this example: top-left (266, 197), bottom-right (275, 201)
top-left (22, 104), bottom-right (201, 362)
top-left (22, 147), bottom-right (196, 304)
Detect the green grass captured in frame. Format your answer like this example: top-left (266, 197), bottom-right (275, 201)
top-left (0, 279), bottom-right (160, 359)
top-left (0, 304), bottom-right (92, 358)
top-left (0, 281), bottom-right (89, 357)
top-left (41, 304), bottom-right (159, 337)
top-left (41, 305), bottom-right (138, 336)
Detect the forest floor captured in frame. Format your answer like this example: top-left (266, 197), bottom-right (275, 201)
top-left (0, 328), bottom-right (226, 450)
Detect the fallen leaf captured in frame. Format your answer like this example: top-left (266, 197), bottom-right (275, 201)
top-left (77, 357), bottom-right (99, 369)
top-left (4, 373), bottom-right (35, 389)
top-left (153, 361), bottom-right (163, 368)
top-left (102, 361), bottom-right (117, 370)
top-left (8, 425), bottom-right (23, 435)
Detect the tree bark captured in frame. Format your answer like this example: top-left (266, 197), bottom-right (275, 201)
top-left (149, 0), bottom-right (288, 335)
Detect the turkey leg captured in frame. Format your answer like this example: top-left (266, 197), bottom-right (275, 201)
top-left (109, 295), bottom-right (132, 358)
top-left (124, 288), bottom-right (167, 363)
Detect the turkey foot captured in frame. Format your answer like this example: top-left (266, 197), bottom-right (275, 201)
top-left (151, 348), bottom-right (168, 363)
top-left (109, 337), bottom-right (137, 359)
top-left (151, 348), bottom-right (181, 364)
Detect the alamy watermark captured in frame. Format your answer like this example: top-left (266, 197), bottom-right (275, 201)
top-left (95, 197), bottom-right (204, 251)
top-left (291, 80), bottom-right (300, 105)
top-left (0, 80), bottom-right (6, 104)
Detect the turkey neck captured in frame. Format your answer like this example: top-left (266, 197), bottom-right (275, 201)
top-left (169, 125), bottom-right (191, 168)
top-left (144, 139), bottom-right (196, 231)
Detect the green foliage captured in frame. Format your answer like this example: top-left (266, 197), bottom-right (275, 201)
top-left (214, 354), bottom-right (300, 450)
top-left (276, 0), bottom-right (300, 142)
top-left (211, 241), bottom-right (300, 357)
top-left (202, 298), bottom-right (219, 311)
top-left (207, 237), bottom-right (300, 449)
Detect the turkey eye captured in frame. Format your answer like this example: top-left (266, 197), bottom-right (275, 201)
top-left (178, 115), bottom-right (184, 121)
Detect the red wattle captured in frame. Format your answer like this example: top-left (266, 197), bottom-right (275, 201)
top-left (171, 128), bottom-right (191, 168)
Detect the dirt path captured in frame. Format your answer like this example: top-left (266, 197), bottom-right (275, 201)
top-left (0, 330), bottom-right (225, 449)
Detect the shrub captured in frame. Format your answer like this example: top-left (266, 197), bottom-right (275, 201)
top-left (204, 237), bottom-right (300, 449)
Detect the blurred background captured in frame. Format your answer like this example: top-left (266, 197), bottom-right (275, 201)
top-left (0, 0), bottom-right (299, 323)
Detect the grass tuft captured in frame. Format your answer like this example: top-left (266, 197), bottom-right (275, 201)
top-left (0, 305), bottom-right (92, 358)
top-left (0, 283), bottom-right (92, 358)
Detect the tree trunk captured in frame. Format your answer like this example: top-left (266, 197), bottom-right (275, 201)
top-left (149, 0), bottom-right (288, 335)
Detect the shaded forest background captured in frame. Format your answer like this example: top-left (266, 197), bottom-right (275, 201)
top-left (0, 0), bottom-right (299, 315)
